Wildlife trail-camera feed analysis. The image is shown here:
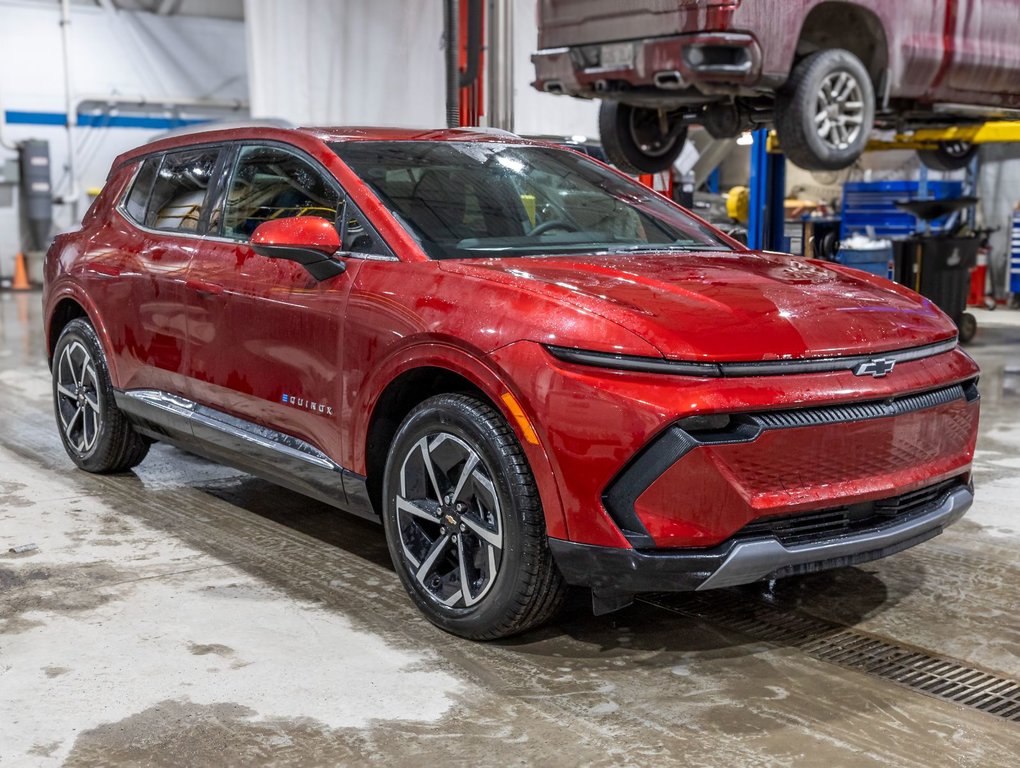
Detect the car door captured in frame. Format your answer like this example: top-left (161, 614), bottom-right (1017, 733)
top-left (182, 141), bottom-right (388, 467)
top-left (106, 144), bottom-right (224, 395)
top-left (942, 0), bottom-right (1020, 100)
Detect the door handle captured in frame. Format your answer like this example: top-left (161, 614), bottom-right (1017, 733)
top-left (185, 278), bottom-right (224, 297)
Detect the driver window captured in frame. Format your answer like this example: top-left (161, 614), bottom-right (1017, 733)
top-left (222, 145), bottom-right (340, 240)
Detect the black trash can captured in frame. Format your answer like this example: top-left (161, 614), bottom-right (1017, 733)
top-left (896, 235), bottom-right (979, 340)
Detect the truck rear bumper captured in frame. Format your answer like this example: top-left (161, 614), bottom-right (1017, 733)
top-left (532, 32), bottom-right (762, 99)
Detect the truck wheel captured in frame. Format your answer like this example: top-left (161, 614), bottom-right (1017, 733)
top-left (775, 49), bottom-right (875, 171)
top-left (599, 102), bottom-right (688, 174)
top-left (918, 141), bottom-right (978, 172)
top-left (382, 393), bottom-right (566, 640)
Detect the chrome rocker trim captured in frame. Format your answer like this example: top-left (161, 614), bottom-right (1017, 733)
top-left (115, 389), bottom-right (375, 519)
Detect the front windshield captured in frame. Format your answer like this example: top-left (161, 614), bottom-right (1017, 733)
top-left (331, 141), bottom-right (733, 260)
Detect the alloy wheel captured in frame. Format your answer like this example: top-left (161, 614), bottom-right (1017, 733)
top-left (395, 432), bottom-right (503, 609)
top-left (55, 340), bottom-right (102, 455)
top-left (814, 71), bottom-right (865, 151)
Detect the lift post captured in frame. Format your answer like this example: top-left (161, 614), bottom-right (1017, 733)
top-left (747, 129), bottom-right (785, 251)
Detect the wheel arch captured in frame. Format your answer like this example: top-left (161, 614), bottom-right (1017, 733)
top-left (358, 346), bottom-right (568, 539)
top-left (792, 2), bottom-right (889, 89)
top-left (46, 289), bottom-right (117, 381)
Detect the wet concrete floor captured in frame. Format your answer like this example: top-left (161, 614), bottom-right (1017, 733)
top-left (0, 292), bottom-right (1017, 766)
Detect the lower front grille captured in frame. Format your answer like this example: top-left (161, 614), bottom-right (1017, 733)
top-left (737, 478), bottom-right (965, 547)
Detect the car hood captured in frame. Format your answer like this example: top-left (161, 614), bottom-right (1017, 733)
top-left (439, 251), bottom-right (957, 362)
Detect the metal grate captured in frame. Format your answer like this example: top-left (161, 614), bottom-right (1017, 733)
top-left (640, 593), bottom-right (1020, 721)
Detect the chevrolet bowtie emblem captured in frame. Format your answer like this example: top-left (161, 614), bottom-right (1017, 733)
top-left (853, 358), bottom-right (896, 378)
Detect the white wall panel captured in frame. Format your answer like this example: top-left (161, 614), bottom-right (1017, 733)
top-left (244, 0), bottom-right (598, 137)
top-left (0, 0), bottom-right (247, 273)
top-left (244, 0), bottom-right (445, 127)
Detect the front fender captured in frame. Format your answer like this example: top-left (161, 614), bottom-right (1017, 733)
top-left (349, 340), bottom-right (570, 541)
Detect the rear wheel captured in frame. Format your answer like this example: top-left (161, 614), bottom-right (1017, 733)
top-left (918, 141), bottom-right (978, 172)
top-left (52, 318), bottom-right (150, 473)
top-left (599, 101), bottom-right (688, 174)
top-left (382, 393), bottom-right (565, 640)
top-left (775, 49), bottom-right (875, 171)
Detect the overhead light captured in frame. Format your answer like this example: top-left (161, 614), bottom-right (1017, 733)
top-left (736, 132), bottom-right (754, 146)
top-left (570, 134), bottom-right (587, 143)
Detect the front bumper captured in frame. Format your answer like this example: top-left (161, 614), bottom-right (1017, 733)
top-left (532, 32), bottom-right (762, 99)
top-left (550, 483), bottom-right (973, 594)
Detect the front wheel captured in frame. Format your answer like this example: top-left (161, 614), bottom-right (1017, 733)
top-left (774, 49), bottom-right (875, 171)
top-left (382, 394), bottom-right (566, 640)
top-left (599, 101), bottom-right (688, 174)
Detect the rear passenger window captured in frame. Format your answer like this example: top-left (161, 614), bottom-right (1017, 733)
top-left (146, 147), bottom-right (221, 232)
top-left (123, 156), bottom-right (159, 224)
top-left (221, 145), bottom-right (339, 239)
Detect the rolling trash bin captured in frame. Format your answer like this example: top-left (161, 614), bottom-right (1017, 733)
top-left (899, 236), bottom-right (979, 343)
top-left (836, 235), bottom-right (894, 279)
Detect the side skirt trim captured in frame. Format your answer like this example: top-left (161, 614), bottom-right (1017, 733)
top-left (115, 389), bottom-right (376, 521)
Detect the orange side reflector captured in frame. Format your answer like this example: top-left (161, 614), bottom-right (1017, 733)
top-left (500, 392), bottom-right (540, 445)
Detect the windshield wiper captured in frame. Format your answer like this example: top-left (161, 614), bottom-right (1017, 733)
top-left (608, 243), bottom-right (730, 253)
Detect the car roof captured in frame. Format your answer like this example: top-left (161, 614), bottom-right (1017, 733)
top-left (112, 124), bottom-right (541, 172)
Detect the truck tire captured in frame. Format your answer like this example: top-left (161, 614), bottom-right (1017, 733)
top-left (599, 102), bottom-right (688, 174)
top-left (918, 141), bottom-right (978, 172)
top-left (775, 49), bottom-right (875, 171)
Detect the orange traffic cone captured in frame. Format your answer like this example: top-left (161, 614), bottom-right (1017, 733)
top-left (12, 252), bottom-right (30, 290)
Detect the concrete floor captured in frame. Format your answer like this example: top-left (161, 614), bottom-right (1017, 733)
top-left (0, 291), bottom-right (1018, 767)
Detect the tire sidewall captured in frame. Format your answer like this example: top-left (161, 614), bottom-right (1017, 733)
top-left (52, 318), bottom-right (117, 472)
top-left (382, 396), bottom-right (534, 637)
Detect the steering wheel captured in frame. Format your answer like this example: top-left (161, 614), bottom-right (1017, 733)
top-left (528, 219), bottom-right (579, 236)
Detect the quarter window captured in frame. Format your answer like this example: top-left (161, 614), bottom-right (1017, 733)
top-left (146, 147), bottom-right (221, 232)
top-left (123, 156), bottom-right (159, 224)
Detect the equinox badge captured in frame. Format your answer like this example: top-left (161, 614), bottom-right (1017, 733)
top-left (853, 358), bottom-right (896, 378)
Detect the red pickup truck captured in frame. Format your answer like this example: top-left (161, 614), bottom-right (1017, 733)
top-left (532, 0), bottom-right (1020, 173)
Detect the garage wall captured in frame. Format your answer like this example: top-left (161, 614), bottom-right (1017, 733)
top-left (0, 0), bottom-right (247, 276)
top-left (244, 0), bottom-right (599, 137)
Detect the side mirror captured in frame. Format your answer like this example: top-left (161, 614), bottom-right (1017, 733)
top-left (250, 216), bottom-right (346, 280)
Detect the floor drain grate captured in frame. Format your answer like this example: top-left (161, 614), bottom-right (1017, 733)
top-left (640, 594), bottom-right (1020, 722)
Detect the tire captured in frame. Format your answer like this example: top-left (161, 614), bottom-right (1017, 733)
top-left (918, 141), bottom-right (978, 172)
top-left (775, 49), bottom-right (875, 171)
top-left (599, 101), bottom-right (688, 174)
top-left (957, 312), bottom-right (977, 344)
top-left (382, 393), bottom-right (566, 640)
top-left (52, 318), bottom-right (150, 473)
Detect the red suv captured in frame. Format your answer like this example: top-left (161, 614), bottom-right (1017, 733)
top-left (532, 0), bottom-right (1020, 172)
top-left (45, 126), bottom-right (980, 639)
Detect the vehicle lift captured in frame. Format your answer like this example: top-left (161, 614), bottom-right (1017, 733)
top-left (748, 120), bottom-right (1020, 252)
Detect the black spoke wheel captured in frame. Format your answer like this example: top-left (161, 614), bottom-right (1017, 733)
top-left (51, 318), bottom-right (150, 473)
top-left (55, 339), bottom-right (102, 457)
top-left (383, 394), bottom-right (565, 640)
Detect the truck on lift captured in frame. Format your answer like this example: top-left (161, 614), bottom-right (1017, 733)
top-left (532, 0), bottom-right (1020, 173)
